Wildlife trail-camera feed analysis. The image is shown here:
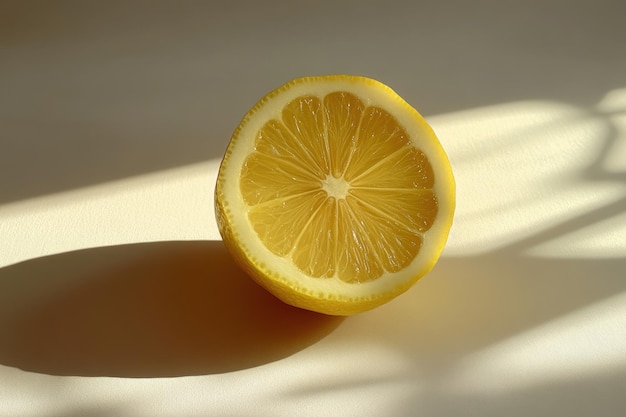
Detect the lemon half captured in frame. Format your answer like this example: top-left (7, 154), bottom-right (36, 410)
top-left (215, 75), bottom-right (455, 315)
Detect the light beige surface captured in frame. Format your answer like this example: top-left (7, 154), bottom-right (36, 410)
top-left (1, 1), bottom-right (625, 416)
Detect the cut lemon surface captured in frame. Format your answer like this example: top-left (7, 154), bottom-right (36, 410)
top-left (215, 75), bottom-right (455, 315)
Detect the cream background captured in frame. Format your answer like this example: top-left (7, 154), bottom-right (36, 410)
top-left (1, 1), bottom-right (625, 416)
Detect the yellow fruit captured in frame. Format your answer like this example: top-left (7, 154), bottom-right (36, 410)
top-left (215, 75), bottom-right (455, 315)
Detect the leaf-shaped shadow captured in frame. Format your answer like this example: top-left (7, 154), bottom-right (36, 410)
top-left (0, 240), bottom-right (343, 377)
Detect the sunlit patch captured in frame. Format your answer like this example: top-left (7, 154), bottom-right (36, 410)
top-left (445, 291), bottom-right (626, 394)
top-left (430, 98), bottom-right (626, 256)
top-left (0, 160), bottom-right (223, 267)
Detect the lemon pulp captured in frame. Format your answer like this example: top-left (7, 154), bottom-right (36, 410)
top-left (241, 92), bottom-right (437, 284)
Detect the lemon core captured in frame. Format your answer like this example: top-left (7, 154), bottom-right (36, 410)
top-left (322, 175), bottom-right (350, 200)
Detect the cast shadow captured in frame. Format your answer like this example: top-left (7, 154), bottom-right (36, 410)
top-left (0, 240), bottom-right (343, 377)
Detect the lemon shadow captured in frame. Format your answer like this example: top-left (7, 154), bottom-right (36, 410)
top-left (0, 240), bottom-right (343, 377)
